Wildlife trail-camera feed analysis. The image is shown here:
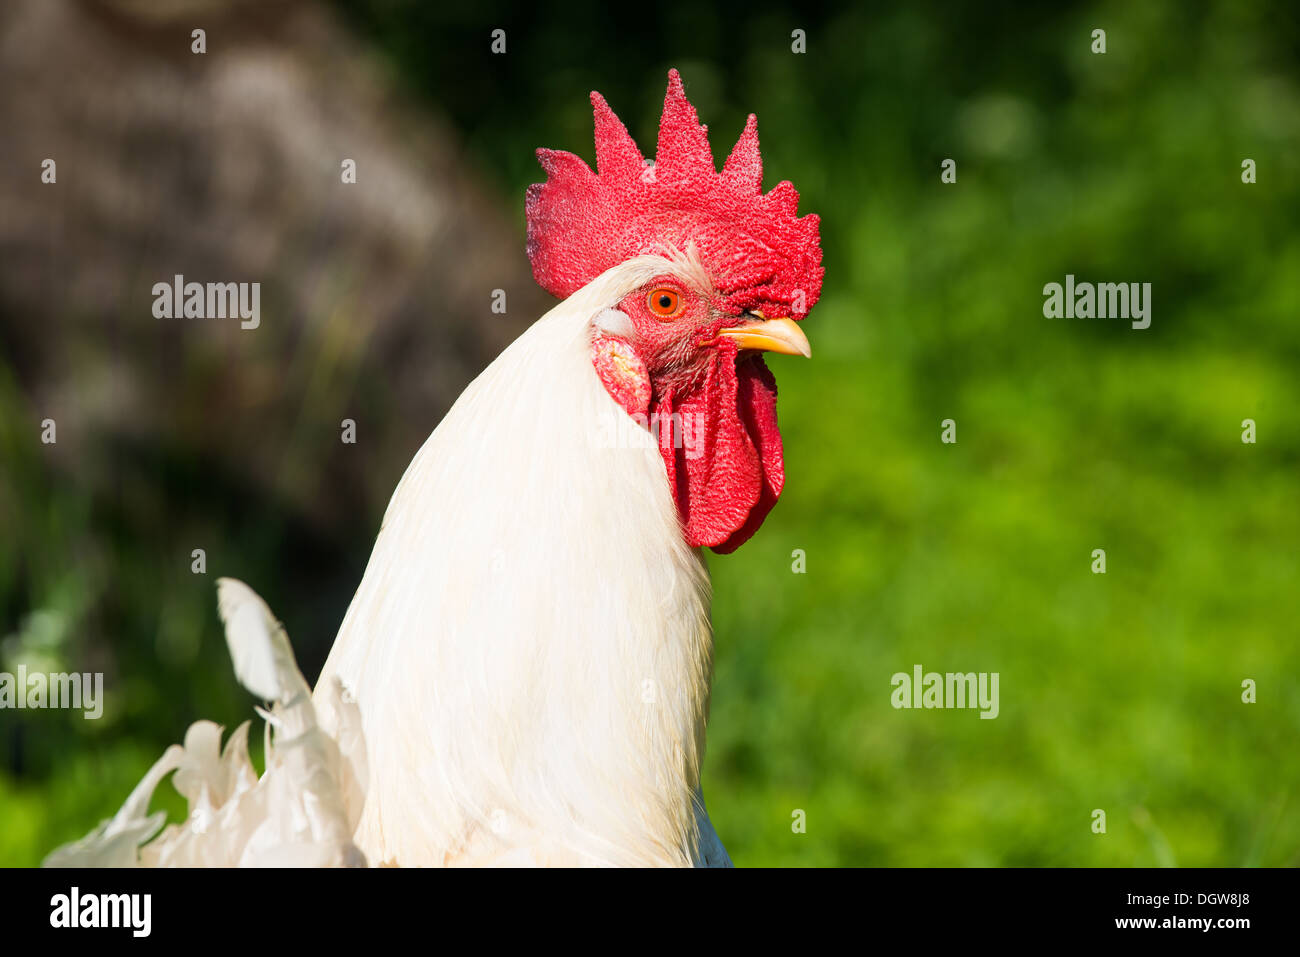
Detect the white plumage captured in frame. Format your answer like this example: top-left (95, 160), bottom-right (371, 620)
top-left (316, 254), bottom-right (723, 867)
top-left (49, 255), bottom-right (732, 868)
top-left (46, 579), bottom-right (367, 867)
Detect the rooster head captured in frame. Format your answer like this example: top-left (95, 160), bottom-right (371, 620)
top-left (526, 70), bottom-right (824, 554)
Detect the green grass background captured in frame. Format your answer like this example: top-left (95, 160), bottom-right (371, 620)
top-left (2, 0), bottom-right (1297, 865)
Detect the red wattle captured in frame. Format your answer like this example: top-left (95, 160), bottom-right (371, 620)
top-left (654, 345), bottom-right (784, 553)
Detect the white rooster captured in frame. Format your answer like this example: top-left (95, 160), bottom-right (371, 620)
top-left (48, 69), bottom-right (823, 868)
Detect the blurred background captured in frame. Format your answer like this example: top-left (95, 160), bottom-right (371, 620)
top-left (1, 0), bottom-right (1297, 866)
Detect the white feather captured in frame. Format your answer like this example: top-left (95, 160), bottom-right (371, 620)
top-left (48, 255), bottom-right (729, 868)
top-left (315, 254), bottom-right (720, 867)
top-left (46, 582), bottom-right (368, 868)
top-left (216, 577), bottom-right (305, 703)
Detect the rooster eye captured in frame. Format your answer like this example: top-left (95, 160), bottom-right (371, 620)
top-left (646, 287), bottom-right (682, 319)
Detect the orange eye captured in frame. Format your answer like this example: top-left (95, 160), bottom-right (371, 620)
top-left (646, 287), bottom-right (682, 318)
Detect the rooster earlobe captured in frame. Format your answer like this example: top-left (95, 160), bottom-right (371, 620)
top-left (722, 114), bottom-right (763, 193)
top-left (592, 92), bottom-right (644, 179)
top-left (591, 307), bottom-right (633, 339)
top-left (656, 69), bottom-right (714, 178)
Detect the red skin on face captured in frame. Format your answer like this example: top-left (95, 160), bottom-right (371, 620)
top-left (532, 70), bottom-right (823, 552)
top-left (591, 335), bottom-right (651, 419)
top-left (592, 280), bottom-right (785, 553)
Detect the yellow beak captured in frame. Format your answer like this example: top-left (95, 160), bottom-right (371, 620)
top-left (716, 315), bottom-right (812, 358)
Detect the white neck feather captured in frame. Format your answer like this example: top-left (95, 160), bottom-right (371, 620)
top-left (316, 258), bottom-right (714, 866)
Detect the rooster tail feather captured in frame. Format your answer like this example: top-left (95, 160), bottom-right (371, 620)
top-left (216, 577), bottom-right (310, 705)
top-left (43, 580), bottom-right (370, 868)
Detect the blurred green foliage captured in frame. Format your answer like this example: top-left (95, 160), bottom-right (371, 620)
top-left (2, 0), bottom-right (1298, 865)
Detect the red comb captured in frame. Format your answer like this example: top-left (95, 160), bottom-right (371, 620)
top-left (525, 69), bottom-right (823, 319)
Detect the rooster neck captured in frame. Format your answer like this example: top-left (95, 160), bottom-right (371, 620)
top-left (317, 260), bottom-right (719, 867)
